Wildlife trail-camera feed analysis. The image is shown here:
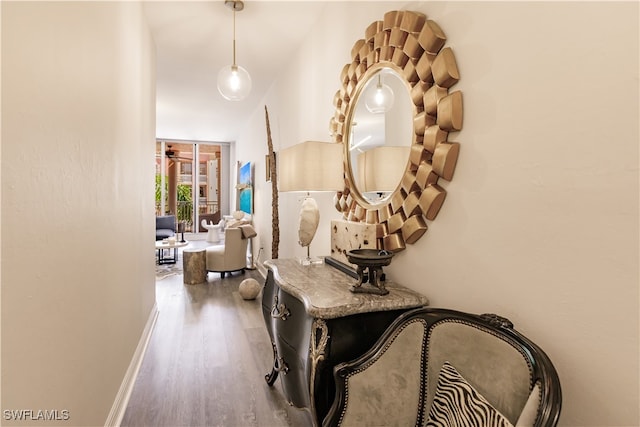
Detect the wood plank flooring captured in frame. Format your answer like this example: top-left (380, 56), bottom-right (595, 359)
top-left (121, 244), bottom-right (312, 427)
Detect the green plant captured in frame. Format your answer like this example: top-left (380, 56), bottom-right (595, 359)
top-left (155, 175), bottom-right (193, 223)
top-left (155, 174), bottom-right (166, 203)
top-left (177, 184), bottom-right (191, 202)
top-left (176, 184), bottom-right (193, 223)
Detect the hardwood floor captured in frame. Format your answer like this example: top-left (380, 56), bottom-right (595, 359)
top-left (121, 243), bottom-right (312, 427)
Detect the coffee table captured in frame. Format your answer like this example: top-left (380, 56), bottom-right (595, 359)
top-left (155, 240), bottom-right (189, 265)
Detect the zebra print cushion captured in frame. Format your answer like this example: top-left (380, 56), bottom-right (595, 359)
top-left (425, 361), bottom-right (514, 427)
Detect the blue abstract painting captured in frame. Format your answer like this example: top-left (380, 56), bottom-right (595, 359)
top-left (239, 161), bottom-right (252, 215)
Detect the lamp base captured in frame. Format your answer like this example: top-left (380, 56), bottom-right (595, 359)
top-left (297, 244), bottom-right (323, 266)
top-left (297, 256), bottom-right (324, 266)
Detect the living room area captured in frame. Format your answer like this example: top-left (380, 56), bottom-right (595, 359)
top-left (154, 210), bottom-right (257, 281)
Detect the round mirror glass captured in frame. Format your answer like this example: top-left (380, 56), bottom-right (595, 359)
top-left (347, 67), bottom-right (413, 206)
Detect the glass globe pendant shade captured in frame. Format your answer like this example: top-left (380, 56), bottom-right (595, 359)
top-left (217, 64), bottom-right (252, 101)
top-left (365, 80), bottom-right (395, 114)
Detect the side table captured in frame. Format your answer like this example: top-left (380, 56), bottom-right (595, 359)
top-left (183, 248), bottom-right (207, 285)
top-left (155, 240), bottom-right (188, 265)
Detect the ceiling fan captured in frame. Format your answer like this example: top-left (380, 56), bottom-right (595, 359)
top-left (157, 144), bottom-right (193, 162)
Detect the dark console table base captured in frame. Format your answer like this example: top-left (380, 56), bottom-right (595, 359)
top-left (261, 259), bottom-right (429, 426)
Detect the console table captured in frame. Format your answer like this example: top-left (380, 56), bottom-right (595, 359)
top-left (261, 259), bottom-right (429, 426)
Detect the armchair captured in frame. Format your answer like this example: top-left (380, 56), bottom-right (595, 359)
top-left (199, 211), bottom-right (221, 232)
top-left (205, 226), bottom-right (254, 278)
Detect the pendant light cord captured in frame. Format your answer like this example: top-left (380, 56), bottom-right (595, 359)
top-left (232, 8), bottom-right (237, 67)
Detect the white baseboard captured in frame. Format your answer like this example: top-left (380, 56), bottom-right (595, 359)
top-left (104, 303), bottom-right (159, 427)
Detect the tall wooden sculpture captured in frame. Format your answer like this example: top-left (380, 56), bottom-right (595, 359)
top-left (265, 106), bottom-right (279, 258)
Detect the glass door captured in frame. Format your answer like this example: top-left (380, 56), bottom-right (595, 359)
top-left (155, 140), bottom-right (222, 232)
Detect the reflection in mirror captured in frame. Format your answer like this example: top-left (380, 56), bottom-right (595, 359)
top-left (349, 68), bottom-right (412, 205)
top-left (364, 74), bottom-right (395, 114)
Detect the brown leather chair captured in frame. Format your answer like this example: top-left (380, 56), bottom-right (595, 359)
top-left (198, 211), bottom-right (221, 232)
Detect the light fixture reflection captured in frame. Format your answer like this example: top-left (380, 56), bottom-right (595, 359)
top-left (365, 74), bottom-right (394, 114)
top-left (217, 0), bottom-right (251, 101)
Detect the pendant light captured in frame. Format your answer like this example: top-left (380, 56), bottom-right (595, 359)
top-left (365, 74), bottom-right (394, 114)
top-left (217, 0), bottom-right (251, 101)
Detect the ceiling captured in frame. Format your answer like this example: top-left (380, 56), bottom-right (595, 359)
top-left (143, 1), bottom-right (328, 143)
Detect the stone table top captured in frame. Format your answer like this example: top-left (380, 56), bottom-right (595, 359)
top-left (264, 258), bottom-right (429, 319)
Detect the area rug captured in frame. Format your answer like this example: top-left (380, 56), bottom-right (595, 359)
top-left (155, 256), bottom-right (183, 280)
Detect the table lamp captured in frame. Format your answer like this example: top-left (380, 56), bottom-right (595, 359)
top-left (278, 141), bottom-right (344, 264)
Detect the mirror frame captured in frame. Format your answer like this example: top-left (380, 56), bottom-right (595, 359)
top-left (330, 10), bottom-right (463, 252)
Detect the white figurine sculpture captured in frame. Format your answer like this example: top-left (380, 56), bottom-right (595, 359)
top-left (298, 197), bottom-right (319, 247)
top-left (201, 218), bottom-right (225, 243)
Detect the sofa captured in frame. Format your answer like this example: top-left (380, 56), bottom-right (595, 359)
top-left (322, 307), bottom-right (562, 427)
top-left (155, 215), bottom-right (176, 241)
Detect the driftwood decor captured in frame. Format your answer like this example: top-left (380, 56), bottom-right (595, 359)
top-left (265, 106), bottom-right (279, 258)
top-left (330, 10), bottom-right (463, 252)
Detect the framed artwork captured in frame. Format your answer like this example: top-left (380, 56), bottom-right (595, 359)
top-left (238, 161), bottom-right (253, 215)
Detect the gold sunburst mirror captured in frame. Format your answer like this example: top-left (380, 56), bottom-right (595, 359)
top-left (330, 10), bottom-right (463, 252)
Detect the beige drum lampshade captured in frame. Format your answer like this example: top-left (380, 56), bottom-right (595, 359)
top-left (278, 141), bottom-right (344, 251)
top-left (278, 141), bottom-right (344, 192)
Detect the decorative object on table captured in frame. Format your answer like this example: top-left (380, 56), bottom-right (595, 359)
top-left (330, 10), bottom-right (463, 252)
top-left (329, 219), bottom-right (380, 271)
top-left (265, 106), bottom-right (279, 258)
top-left (298, 198), bottom-right (319, 247)
top-left (201, 218), bottom-right (225, 243)
top-left (346, 249), bottom-right (394, 295)
top-left (239, 278), bottom-right (261, 300)
top-left (278, 141), bottom-right (343, 265)
top-left (217, 0), bottom-right (251, 101)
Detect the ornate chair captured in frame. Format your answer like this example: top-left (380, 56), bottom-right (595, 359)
top-left (322, 307), bottom-right (562, 427)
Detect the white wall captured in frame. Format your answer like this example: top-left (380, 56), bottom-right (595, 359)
top-left (1, 2), bottom-right (156, 426)
top-left (240, 1), bottom-right (639, 425)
